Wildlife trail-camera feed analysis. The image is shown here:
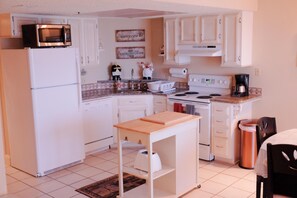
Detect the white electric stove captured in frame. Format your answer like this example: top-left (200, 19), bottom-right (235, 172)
top-left (167, 74), bottom-right (232, 161)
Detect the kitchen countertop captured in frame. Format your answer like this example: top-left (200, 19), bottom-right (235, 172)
top-left (211, 94), bottom-right (261, 104)
top-left (81, 88), bottom-right (185, 102)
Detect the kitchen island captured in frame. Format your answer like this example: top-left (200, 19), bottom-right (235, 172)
top-left (114, 111), bottom-right (201, 198)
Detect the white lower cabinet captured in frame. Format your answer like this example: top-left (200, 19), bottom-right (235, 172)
top-left (82, 97), bottom-right (113, 153)
top-left (153, 95), bottom-right (167, 114)
top-left (212, 101), bottom-right (252, 164)
top-left (113, 95), bottom-right (153, 142)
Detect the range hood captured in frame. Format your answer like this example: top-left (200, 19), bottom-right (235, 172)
top-left (177, 44), bottom-right (222, 57)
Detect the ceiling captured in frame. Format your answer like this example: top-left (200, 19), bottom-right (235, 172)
top-left (0, 0), bottom-right (237, 18)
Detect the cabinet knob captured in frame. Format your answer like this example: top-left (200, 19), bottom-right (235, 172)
top-left (238, 56), bottom-right (241, 62)
top-left (124, 136), bottom-right (128, 141)
top-left (138, 139), bottom-right (142, 144)
top-left (218, 33), bottom-right (222, 40)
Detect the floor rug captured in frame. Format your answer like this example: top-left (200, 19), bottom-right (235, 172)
top-left (76, 173), bottom-right (146, 198)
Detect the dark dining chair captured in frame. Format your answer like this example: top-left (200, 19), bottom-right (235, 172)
top-left (255, 117), bottom-right (277, 198)
top-left (266, 143), bottom-right (297, 198)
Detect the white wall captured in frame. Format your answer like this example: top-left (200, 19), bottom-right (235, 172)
top-left (0, 58), bottom-right (7, 195)
top-left (87, 0), bottom-right (297, 131)
top-left (153, 0), bottom-right (297, 131)
top-left (251, 0), bottom-right (297, 131)
top-left (81, 18), bottom-right (152, 83)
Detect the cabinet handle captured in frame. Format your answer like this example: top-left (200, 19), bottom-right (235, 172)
top-left (216, 120), bottom-right (223, 123)
top-left (216, 145), bottom-right (224, 148)
top-left (218, 33), bottom-right (222, 40)
top-left (238, 56), bottom-right (241, 62)
top-left (239, 17), bottom-right (242, 24)
top-left (216, 110), bottom-right (223, 112)
top-left (138, 139), bottom-right (142, 144)
top-left (124, 136), bottom-right (128, 141)
top-left (216, 131), bottom-right (224, 134)
top-left (87, 56), bottom-right (90, 64)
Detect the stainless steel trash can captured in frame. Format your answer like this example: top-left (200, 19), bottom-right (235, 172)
top-left (238, 119), bottom-right (258, 169)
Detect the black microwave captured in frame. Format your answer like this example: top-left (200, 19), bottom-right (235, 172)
top-left (22, 24), bottom-right (72, 48)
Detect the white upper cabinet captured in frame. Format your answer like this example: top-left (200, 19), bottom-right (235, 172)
top-left (67, 18), bottom-right (99, 67)
top-left (163, 18), bottom-right (190, 65)
top-left (164, 18), bottom-right (178, 64)
top-left (67, 18), bottom-right (84, 65)
top-left (221, 11), bottom-right (253, 67)
top-left (200, 15), bottom-right (222, 44)
top-left (0, 13), bottom-right (39, 38)
top-left (83, 19), bottom-right (99, 66)
top-left (179, 16), bottom-right (199, 44)
top-left (40, 17), bottom-right (67, 24)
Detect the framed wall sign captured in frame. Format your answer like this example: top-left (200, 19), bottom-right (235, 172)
top-left (116, 47), bottom-right (145, 59)
top-left (115, 29), bottom-right (145, 42)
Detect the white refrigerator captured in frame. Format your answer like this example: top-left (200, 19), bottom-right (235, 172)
top-left (1, 48), bottom-right (85, 177)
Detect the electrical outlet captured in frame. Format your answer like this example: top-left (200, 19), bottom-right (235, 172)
top-left (255, 68), bottom-right (261, 76)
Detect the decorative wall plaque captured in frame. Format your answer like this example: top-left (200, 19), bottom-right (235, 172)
top-left (116, 47), bottom-right (145, 59)
top-left (115, 29), bottom-right (145, 42)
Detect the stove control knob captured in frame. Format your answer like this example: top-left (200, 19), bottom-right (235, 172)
top-left (218, 80), bottom-right (222, 84)
top-left (223, 80), bottom-right (227, 84)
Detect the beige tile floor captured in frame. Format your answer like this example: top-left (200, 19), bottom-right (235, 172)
top-left (0, 144), bottom-right (257, 198)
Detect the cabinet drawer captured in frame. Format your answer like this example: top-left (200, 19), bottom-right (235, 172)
top-left (212, 116), bottom-right (231, 128)
top-left (213, 126), bottom-right (229, 138)
top-left (118, 97), bottom-right (147, 106)
top-left (153, 95), bottom-right (167, 104)
top-left (212, 107), bottom-right (230, 117)
top-left (213, 137), bottom-right (229, 158)
top-left (119, 129), bottom-right (148, 146)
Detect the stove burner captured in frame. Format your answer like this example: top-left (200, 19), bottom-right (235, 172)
top-left (185, 91), bottom-right (199, 95)
top-left (197, 96), bottom-right (212, 99)
top-left (209, 93), bottom-right (221, 97)
top-left (175, 93), bottom-right (186, 96)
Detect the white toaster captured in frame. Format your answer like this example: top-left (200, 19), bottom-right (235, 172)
top-left (134, 149), bottom-right (162, 173)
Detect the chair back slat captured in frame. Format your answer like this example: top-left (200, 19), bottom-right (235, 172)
top-left (256, 117), bottom-right (277, 152)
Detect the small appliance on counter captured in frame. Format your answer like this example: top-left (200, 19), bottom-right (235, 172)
top-left (134, 149), bottom-right (162, 173)
top-left (147, 81), bottom-right (175, 93)
top-left (232, 74), bottom-right (249, 97)
top-left (111, 64), bottom-right (122, 81)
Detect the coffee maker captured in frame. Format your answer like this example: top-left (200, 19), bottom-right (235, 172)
top-left (232, 74), bottom-right (249, 97)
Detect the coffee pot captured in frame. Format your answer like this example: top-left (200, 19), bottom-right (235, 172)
top-left (232, 74), bottom-right (249, 97)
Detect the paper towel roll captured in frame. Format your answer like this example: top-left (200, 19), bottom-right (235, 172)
top-left (169, 68), bottom-right (187, 78)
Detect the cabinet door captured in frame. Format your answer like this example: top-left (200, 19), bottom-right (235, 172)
top-left (40, 17), bottom-right (66, 24)
top-left (221, 12), bottom-right (253, 67)
top-left (164, 18), bottom-right (177, 64)
top-left (83, 19), bottom-right (99, 66)
top-left (179, 16), bottom-right (198, 44)
top-left (12, 15), bottom-right (39, 37)
top-left (67, 18), bottom-right (84, 65)
top-left (221, 14), bottom-right (241, 67)
top-left (200, 15), bottom-right (222, 44)
top-left (82, 99), bottom-right (113, 144)
top-left (153, 95), bottom-right (167, 114)
top-left (118, 106), bottom-right (147, 123)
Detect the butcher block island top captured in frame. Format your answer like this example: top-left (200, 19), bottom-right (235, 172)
top-left (114, 111), bottom-right (201, 134)
top-left (114, 111), bottom-right (201, 198)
